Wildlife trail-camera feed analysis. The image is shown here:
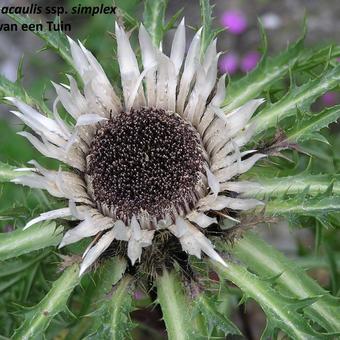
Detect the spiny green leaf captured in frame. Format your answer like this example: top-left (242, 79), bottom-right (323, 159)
top-left (194, 294), bottom-right (242, 337)
top-left (157, 269), bottom-right (195, 340)
top-left (242, 174), bottom-right (340, 199)
top-left (223, 35), bottom-right (304, 112)
top-left (0, 76), bottom-right (51, 116)
top-left (12, 264), bottom-right (80, 340)
top-left (86, 257), bottom-right (127, 309)
top-left (0, 222), bottom-right (63, 261)
top-left (199, 0), bottom-right (214, 55)
top-left (228, 233), bottom-right (340, 333)
top-left (163, 8), bottom-right (184, 32)
top-left (0, 250), bottom-right (53, 307)
top-left (67, 257), bottom-right (127, 339)
top-left (264, 194), bottom-right (340, 217)
top-left (297, 44), bottom-right (340, 72)
top-left (252, 65), bottom-right (340, 135)
top-left (0, 162), bottom-right (17, 183)
top-left (211, 260), bottom-right (332, 340)
top-left (85, 274), bottom-right (134, 340)
top-left (257, 19), bottom-right (268, 56)
top-left (7, 13), bottom-right (74, 70)
top-left (223, 39), bottom-right (340, 114)
top-left (286, 105), bottom-right (340, 143)
top-left (143, 0), bottom-right (168, 47)
top-left (115, 7), bottom-right (139, 31)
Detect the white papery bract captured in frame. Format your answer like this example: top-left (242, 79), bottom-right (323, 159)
top-left (8, 20), bottom-right (265, 275)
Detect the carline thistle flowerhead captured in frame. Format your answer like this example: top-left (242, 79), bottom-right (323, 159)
top-left (6, 19), bottom-right (265, 276)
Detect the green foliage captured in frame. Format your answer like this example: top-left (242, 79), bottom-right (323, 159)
top-left (12, 264), bottom-right (80, 339)
top-left (0, 250), bottom-right (58, 337)
top-left (286, 105), bottom-right (340, 143)
top-left (156, 270), bottom-right (194, 340)
top-left (193, 294), bottom-right (242, 337)
top-left (0, 75), bottom-right (51, 116)
top-left (211, 260), bottom-right (334, 339)
top-left (244, 173), bottom-right (340, 198)
top-left (296, 252), bottom-right (340, 270)
top-left (224, 35), bottom-right (340, 116)
top-left (223, 35), bottom-right (304, 113)
top-left (65, 258), bottom-right (127, 339)
top-left (297, 44), bottom-right (340, 71)
top-left (0, 222), bottom-right (63, 261)
top-left (228, 233), bottom-right (340, 333)
top-left (199, 0), bottom-right (213, 55)
top-left (252, 65), bottom-right (340, 135)
top-left (143, 0), bottom-right (168, 47)
top-left (85, 260), bottom-right (133, 340)
top-left (264, 192), bottom-right (340, 219)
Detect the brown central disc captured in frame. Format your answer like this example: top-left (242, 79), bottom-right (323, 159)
top-left (86, 107), bottom-right (204, 222)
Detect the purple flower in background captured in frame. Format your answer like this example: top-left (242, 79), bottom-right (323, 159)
top-left (134, 290), bottom-right (144, 300)
top-left (240, 51), bottom-right (261, 72)
top-left (219, 53), bottom-right (239, 74)
top-left (322, 92), bottom-right (338, 107)
top-left (220, 10), bottom-right (247, 35)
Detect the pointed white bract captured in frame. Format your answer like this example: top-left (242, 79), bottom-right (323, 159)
top-left (170, 218), bottom-right (228, 267)
top-left (115, 23), bottom-right (145, 109)
top-left (12, 161), bottom-right (91, 204)
top-left (187, 211), bottom-right (217, 228)
top-left (170, 18), bottom-right (186, 75)
top-left (127, 216), bottom-right (155, 265)
top-left (205, 165), bottom-right (220, 195)
top-left (8, 19), bottom-right (266, 274)
top-left (177, 28), bottom-right (202, 113)
top-left (138, 24), bottom-right (158, 107)
top-left (80, 229), bottom-right (115, 276)
top-left (198, 196), bottom-right (264, 212)
top-left (59, 213), bottom-right (114, 248)
top-left (68, 37), bottom-right (121, 115)
top-left (214, 154), bottom-right (266, 182)
top-left (76, 114), bottom-right (108, 126)
top-left (24, 207), bottom-right (73, 230)
top-left (52, 81), bottom-right (87, 120)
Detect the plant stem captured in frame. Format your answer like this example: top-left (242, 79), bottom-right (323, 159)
top-left (12, 264), bottom-right (80, 340)
top-left (66, 257), bottom-right (127, 340)
top-left (156, 269), bottom-right (191, 340)
top-left (109, 275), bottom-right (133, 335)
top-left (143, 0), bottom-right (168, 47)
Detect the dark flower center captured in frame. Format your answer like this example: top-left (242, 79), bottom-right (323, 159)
top-left (86, 107), bottom-right (205, 224)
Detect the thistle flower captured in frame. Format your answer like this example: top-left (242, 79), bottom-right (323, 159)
top-left (6, 19), bottom-right (265, 276)
top-left (219, 52), bottom-right (239, 74)
top-left (240, 51), bottom-right (261, 73)
top-left (220, 9), bottom-right (248, 35)
top-left (322, 91), bottom-right (338, 106)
